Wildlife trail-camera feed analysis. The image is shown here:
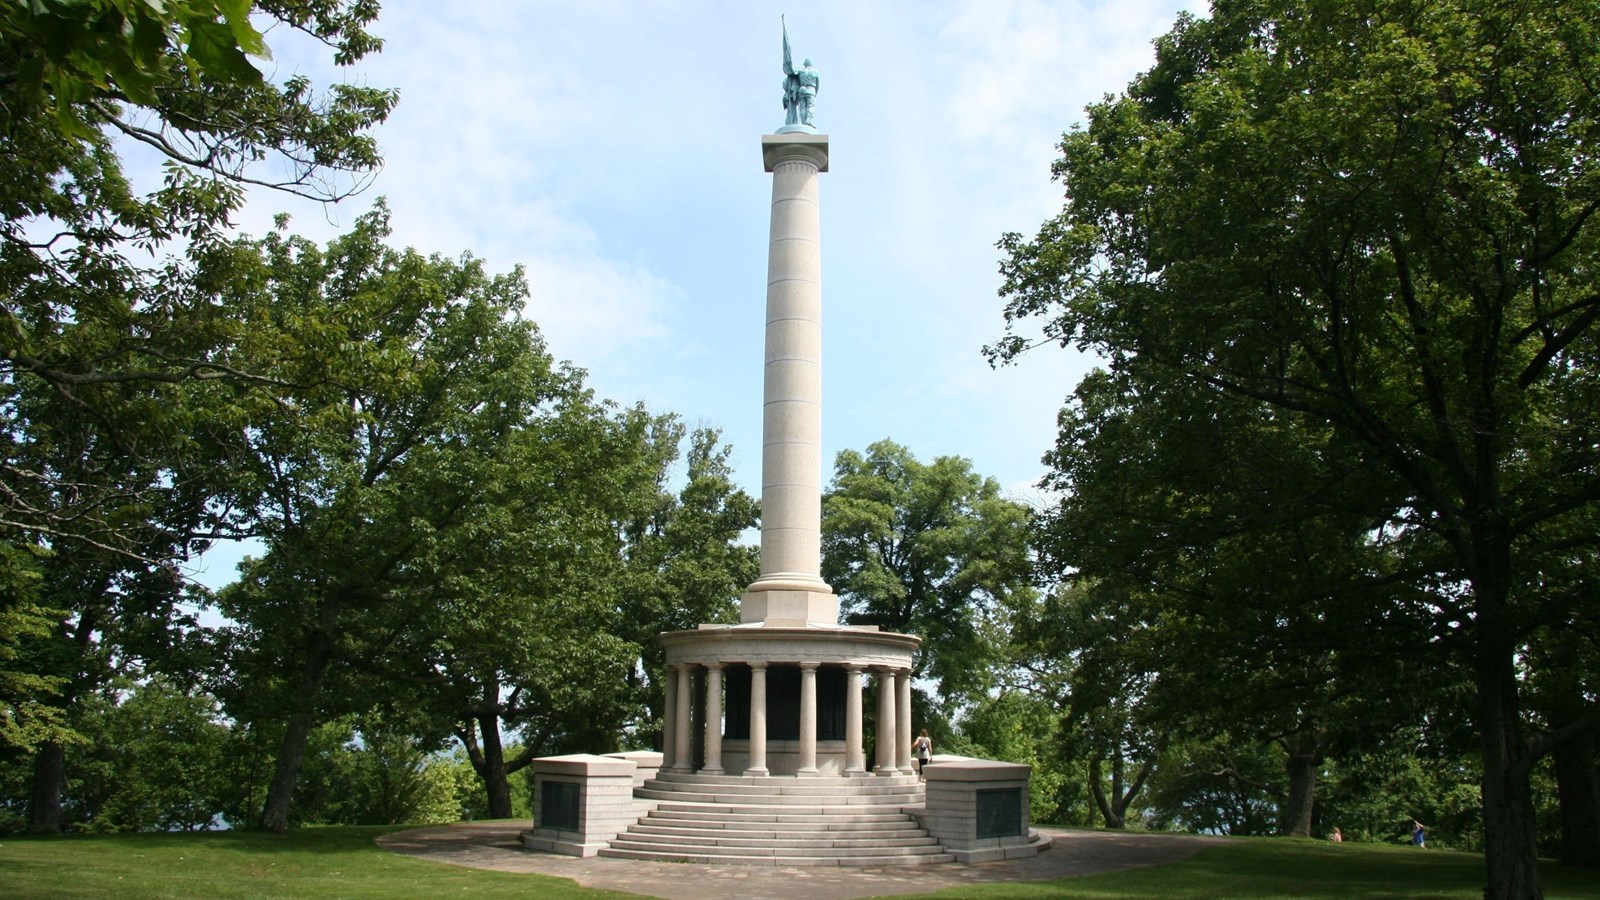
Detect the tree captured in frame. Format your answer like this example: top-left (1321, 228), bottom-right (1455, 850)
top-left (0, 0), bottom-right (393, 561)
top-left (615, 426), bottom-right (761, 748)
top-left (1030, 368), bottom-right (1442, 837)
top-left (405, 419), bottom-right (758, 819)
top-left (1, 0), bottom-right (393, 831)
top-left (210, 203), bottom-right (568, 832)
top-left (400, 403), bottom-right (675, 820)
top-left (993, 1), bottom-right (1600, 893)
top-left (821, 439), bottom-right (1033, 704)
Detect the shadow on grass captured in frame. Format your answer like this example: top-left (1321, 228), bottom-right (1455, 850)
top-left (7, 824), bottom-right (411, 855)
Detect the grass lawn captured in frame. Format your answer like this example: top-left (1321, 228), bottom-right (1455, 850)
top-left (2, 825), bottom-right (1597, 899)
top-left (0, 824), bottom-right (634, 900)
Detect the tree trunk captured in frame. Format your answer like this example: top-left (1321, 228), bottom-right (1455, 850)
top-left (1553, 729), bottom-right (1600, 867)
top-left (1090, 749), bottom-right (1154, 830)
top-left (1089, 756), bottom-right (1124, 829)
top-left (258, 635), bottom-right (334, 833)
top-left (476, 714), bottom-right (513, 820)
top-left (1477, 619), bottom-right (1544, 899)
top-left (1279, 734), bottom-right (1325, 837)
top-left (26, 741), bottom-right (65, 834)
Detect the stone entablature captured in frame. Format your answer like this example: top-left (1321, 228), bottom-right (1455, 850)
top-left (660, 624), bottom-right (919, 667)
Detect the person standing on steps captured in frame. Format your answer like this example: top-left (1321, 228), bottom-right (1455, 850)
top-left (913, 729), bottom-right (933, 777)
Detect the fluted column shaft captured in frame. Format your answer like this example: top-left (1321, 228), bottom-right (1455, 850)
top-left (896, 669), bottom-right (914, 773)
top-left (662, 665), bottom-right (679, 771)
top-left (845, 664), bottom-right (866, 775)
top-left (672, 664), bottom-right (694, 773)
top-left (702, 663), bottom-right (725, 775)
top-left (749, 139), bottom-right (831, 592)
top-left (798, 662), bottom-right (820, 776)
top-left (747, 663), bottom-right (769, 776)
top-left (875, 668), bottom-right (898, 775)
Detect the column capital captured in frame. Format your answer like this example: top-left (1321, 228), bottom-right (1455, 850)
top-left (748, 660), bottom-right (768, 671)
top-left (798, 661), bottom-right (822, 671)
top-left (762, 133), bottom-right (830, 173)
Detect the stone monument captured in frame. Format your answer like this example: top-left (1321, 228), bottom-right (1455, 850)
top-left (525, 26), bottom-right (1044, 864)
top-left (657, 22), bottom-right (920, 781)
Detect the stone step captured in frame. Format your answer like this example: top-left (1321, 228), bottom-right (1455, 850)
top-left (604, 838), bottom-right (951, 860)
top-left (648, 775), bottom-right (922, 796)
top-left (645, 782), bottom-right (924, 799)
top-left (620, 829), bottom-right (940, 850)
top-left (647, 807), bottom-right (913, 825)
top-left (597, 846), bottom-right (957, 867)
top-left (638, 788), bottom-right (918, 807)
top-left (631, 819), bottom-right (931, 838)
top-left (654, 772), bottom-right (922, 788)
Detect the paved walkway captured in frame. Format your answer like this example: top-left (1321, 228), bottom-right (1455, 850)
top-left (376, 822), bottom-right (1222, 900)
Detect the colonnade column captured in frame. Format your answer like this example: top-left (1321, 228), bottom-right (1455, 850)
top-left (896, 668), bottom-right (914, 774)
top-left (702, 662), bottom-right (725, 775)
top-left (672, 663), bottom-right (694, 774)
top-left (797, 662), bottom-right (819, 776)
top-left (662, 665), bottom-right (679, 771)
top-left (747, 662), bottom-right (769, 776)
top-left (875, 667), bottom-right (898, 775)
top-left (844, 664), bottom-right (866, 775)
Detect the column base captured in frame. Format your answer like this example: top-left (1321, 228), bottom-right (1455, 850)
top-left (875, 766), bottom-right (899, 776)
top-left (740, 584), bottom-right (839, 627)
top-left (796, 767), bottom-right (820, 777)
top-left (744, 766), bottom-right (770, 777)
top-left (700, 766), bottom-right (725, 776)
top-left (844, 767), bottom-right (871, 778)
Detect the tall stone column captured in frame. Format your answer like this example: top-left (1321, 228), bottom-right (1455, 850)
top-left (741, 134), bottom-right (839, 629)
top-left (875, 667), bottom-right (898, 776)
top-left (844, 664), bottom-right (866, 776)
top-left (747, 663), bottom-right (769, 776)
top-left (798, 662), bottom-right (820, 776)
top-left (662, 665), bottom-right (679, 771)
top-left (672, 664), bottom-right (694, 774)
top-left (702, 663), bottom-right (725, 775)
top-left (896, 669), bottom-right (914, 773)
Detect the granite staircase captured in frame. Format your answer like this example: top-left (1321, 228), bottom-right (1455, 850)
top-left (598, 771), bottom-right (952, 866)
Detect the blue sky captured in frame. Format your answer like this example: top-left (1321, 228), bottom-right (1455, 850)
top-left (190, 0), bottom-right (1198, 588)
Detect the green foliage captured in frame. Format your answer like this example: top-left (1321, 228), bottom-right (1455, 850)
top-left (948, 689), bottom-right (1080, 825)
top-left (0, 0), bottom-right (394, 833)
top-left (438, 749), bottom-right (533, 822)
top-left (1144, 737), bottom-right (1283, 837)
top-left (0, 676), bottom-right (233, 834)
top-left (199, 203), bottom-right (580, 830)
top-left (1317, 738), bottom-right (1497, 852)
top-left (1, 0), bottom-right (270, 135)
top-left (0, 544), bottom-right (70, 754)
top-left (994, 0), bottom-right (1600, 889)
top-left (287, 718), bottom-right (459, 828)
top-left (822, 439), bottom-right (1034, 704)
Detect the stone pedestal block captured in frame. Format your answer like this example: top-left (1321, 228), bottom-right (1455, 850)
top-left (739, 587), bottom-right (840, 627)
top-left (919, 758), bottom-right (1040, 863)
top-left (522, 754), bottom-right (647, 858)
top-left (603, 750), bottom-right (663, 788)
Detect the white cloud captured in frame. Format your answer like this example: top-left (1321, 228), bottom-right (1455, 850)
top-left (222, 0), bottom-right (1199, 503)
